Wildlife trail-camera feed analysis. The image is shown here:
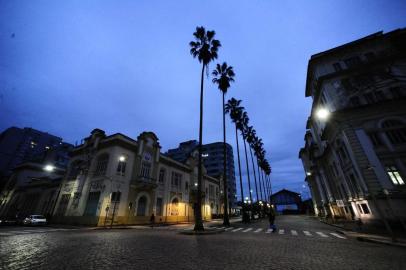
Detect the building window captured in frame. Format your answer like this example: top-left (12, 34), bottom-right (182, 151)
top-left (382, 120), bottom-right (406, 145)
top-left (364, 93), bottom-right (376, 104)
top-left (68, 161), bottom-right (81, 180)
top-left (94, 154), bottom-right (109, 176)
top-left (360, 203), bottom-right (370, 214)
top-left (116, 157), bottom-right (127, 176)
top-left (385, 166), bottom-right (405, 185)
top-left (368, 133), bottom-right (383, 147)
top-left (333, 62), bottom-right (342, 72)
top-left (171, 172), bottom-right (182, 187)
top-left (140, 161), bottom-right (151, 178)
top-left (158, 169), bottom-right (165, 183)
top-left (185, 181), bottom-right (189, 191)
top-left (156, 198), bottom-right (163, 216)
top-left (209, 185), bottom-right (215, 199)
top-left (344, 56), bottom-right (362, 68)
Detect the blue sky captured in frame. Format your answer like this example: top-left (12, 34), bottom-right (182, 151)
top-left (1, 0), bottom-right (405, 199)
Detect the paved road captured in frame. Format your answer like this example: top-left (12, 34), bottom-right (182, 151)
top-left (1, 215), bottom-right (405, 270)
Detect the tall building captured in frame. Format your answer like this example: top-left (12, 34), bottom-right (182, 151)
top-left (51, 129), bottom-right (220, 226)
top-left (0, 127), bottom-right (70, 190)
top-left (299, 29), bottom-right (406, 225)
top-left (166, 140), bottom-right (237, 209)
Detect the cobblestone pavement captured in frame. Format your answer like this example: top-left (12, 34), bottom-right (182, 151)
top-left (1, 216), bottom-right (405, 270)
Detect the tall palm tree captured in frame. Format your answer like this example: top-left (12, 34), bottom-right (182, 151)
top-left (246, 128), bottom-right (259, 204)
top-left (225, 98), bottom-right (246, 221)
top-left (253, 137), bottom-right (264, 201)
top-left (241, 114), bottom-right (253, 219)
top-left (212, 62), bottom-right (235, 226)
top-left (189, 26), bottom-right (221, 231)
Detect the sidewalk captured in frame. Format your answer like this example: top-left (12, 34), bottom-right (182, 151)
top-left (319, 218), bottom-right (406, 248)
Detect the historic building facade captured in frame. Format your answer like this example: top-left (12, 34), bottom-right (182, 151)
top-left (299, 29), bottom-right (406, 225)
top-left (52, 129), bottom-right (221, 226)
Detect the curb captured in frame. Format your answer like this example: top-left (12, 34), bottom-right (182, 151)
top-left (356, 236), bottom-right (406, 248)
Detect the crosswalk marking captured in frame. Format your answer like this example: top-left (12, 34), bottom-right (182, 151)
top-left (224, 227), bottom-right (234, 231)
top-left (254, 228), bottom-right (263, 233)
top-left (316, 232), bottom-right (329, 238)
top-left (278, 229), bottom-right (285, 234)
top-left (330, 233), bottom-right (346, 239)
top-left (266, 229), bottom-right (272, 234)
top-left (242, 228), bottom-right (253, 233)
top-left (291, 230), bottom-right (298, 236)
top-left (303, 231), bottom-right (312, 236)
top-left (232, 228), bottom-right (243, 232)
top-left (216, 227), bottom-right (226, 230)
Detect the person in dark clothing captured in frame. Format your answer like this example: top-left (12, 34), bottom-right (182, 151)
top-left (269, 205), bottom-right (277, 232)
top-left (150, 213), bottom-right (155, 228)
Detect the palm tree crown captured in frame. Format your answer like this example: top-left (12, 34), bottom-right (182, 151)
top-left (212, 62), bottom-right (235, 93)
top-left (190, 27), bottom-right (221, 66)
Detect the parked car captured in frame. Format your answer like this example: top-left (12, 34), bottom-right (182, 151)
top-left (23, 215), bottom-right (47, 226)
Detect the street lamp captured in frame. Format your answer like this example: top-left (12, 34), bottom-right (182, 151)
top-left (315, 108), bottom-right (330, 120)
top-left (44, 165), bottom-right (55, 172)
top-left (119, 156), bottom-right (126, 162)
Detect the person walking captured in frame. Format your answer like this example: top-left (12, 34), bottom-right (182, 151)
top-left (268, 205), bottom-right (276, 232)
top-left (150, 213), bottom-right (155, 228)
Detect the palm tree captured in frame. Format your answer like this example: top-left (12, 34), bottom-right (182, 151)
top-left (246, 128), bottom-right (259, 204)
top-left (189, 26), bottom-right (221, 231)
top-left (225, 98), bottom-right (246, 222)
top-left (253, 137), bottom-right (264, 202)
top-left (212, 62), bottom-right (235, 226)
top-left (241, 114), bottom-right (253, 219)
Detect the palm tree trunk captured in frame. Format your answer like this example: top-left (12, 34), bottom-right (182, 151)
top-left (249, 147), bottom-right (259, 203)
top-left (243, 138), bottom-right (253, 219)
top-left (222, 92), bottom-right (230, 226)
top-left (235, 124), bottom-right (245, 220)
top-left (256, 161), bottom-right (263, 201)
top-left (261, 170), bottom-right (267, 201)
top-left (194, 63), bottom-right (205, 231)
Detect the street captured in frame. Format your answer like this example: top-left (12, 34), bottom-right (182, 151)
top-left (1, 215), bottom-right (405, 270)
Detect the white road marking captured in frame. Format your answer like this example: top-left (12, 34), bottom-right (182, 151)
top-left (316, 232), bottom-right (329, 238)
top-left (330, 233), bottom-right (346, 239)
top-left (232, 227), bottom-right (243, 232)
top-left (266, 229), bottom-right (272, 233)
top-left (291, 230), bottom-right (298, 236)
top-left (278, 229), bottom-right (285, 234)
top-left (242, 228), bottom-right (253, 233)
top-left (254, 228), bottom-right (263, 233)
top-left (216, 227), bottom-right (226, 230)
top-left (8, 231), bottom-right (30, 234)
top-left (303, 231), bottom-right (312, 236)
top-left (224, 227), bottom-right (234, 231)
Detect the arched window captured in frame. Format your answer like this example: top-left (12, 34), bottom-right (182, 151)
top-left (137, 196), bottom-right (147, 216)
top-left (94, 153), bottom-right (109, 176)
top-left (382, 120), bottom-right (406, 145)
top-left (170, 198), bottom-right (179, 216)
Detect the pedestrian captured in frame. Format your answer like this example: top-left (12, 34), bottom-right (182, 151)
top-left (269, 205), bottom-right (277, 232)
top-left (150, 213), bottom-right (155, 228)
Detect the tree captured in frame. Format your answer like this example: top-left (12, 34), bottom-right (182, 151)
top-left (242, 124), bottom-right (255, 219)
top-left (189, 26), bottom-right (221, 231)
top-left (212, 62), bottom-right (235, 226)
top-left (246, 127), bottom-right (259, 205)
top-left (225, 98), bottom-right (247, 221)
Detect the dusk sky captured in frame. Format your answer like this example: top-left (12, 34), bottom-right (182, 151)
top-left (1, 1), bottom-right (406, 198)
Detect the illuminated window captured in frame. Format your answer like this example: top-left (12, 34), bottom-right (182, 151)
top-left (385, 166), bottom-right (405, 185)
